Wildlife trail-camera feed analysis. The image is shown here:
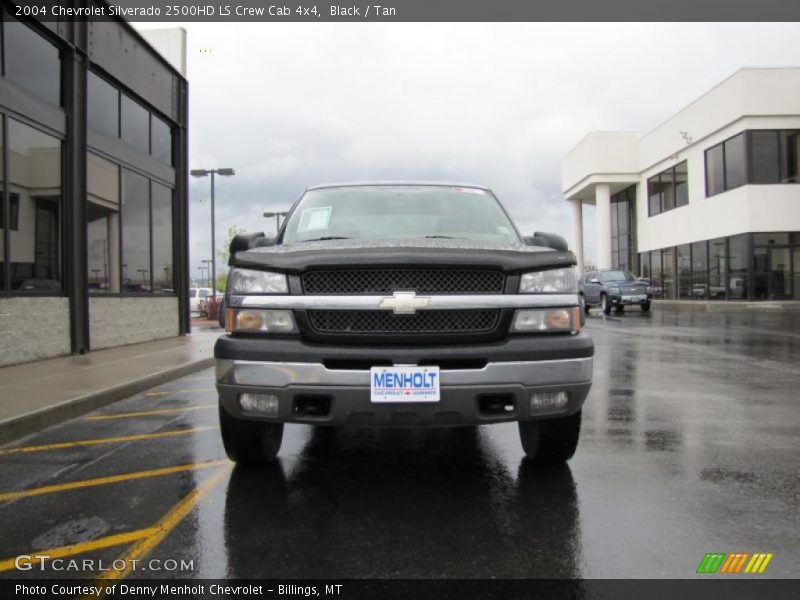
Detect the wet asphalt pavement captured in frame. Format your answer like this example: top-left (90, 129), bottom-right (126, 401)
top-left (0, 308), bottom-right (798, 581)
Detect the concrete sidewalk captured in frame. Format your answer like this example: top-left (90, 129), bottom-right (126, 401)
top-left (0, 324), bottom-right (222, 445)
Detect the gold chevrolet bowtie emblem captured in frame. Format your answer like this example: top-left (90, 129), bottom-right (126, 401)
top-left (378, 291), bottom-right (431, 315)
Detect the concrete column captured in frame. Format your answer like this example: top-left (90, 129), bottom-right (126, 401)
top-left (570, 199), bottom-right (584, 275)
top-left (595, 184), bottom-right (612, 269)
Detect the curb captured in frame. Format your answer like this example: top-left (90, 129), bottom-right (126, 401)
top-left (653, 300), bottom-right (800, 313)
top-left (0, 357), bottom-right (215, 447)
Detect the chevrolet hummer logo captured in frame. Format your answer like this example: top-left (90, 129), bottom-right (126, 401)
top-left (378, 291), bottom-right (431, 314)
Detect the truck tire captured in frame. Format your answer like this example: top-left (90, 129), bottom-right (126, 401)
top-left (219, 406), bottom-right (283, 465)
top-left (601, 294), bottom-right (611, 315)
top-left (641, 301), bottom-right (651, 312)
top-left (518, 411), bottom-right (581, 463)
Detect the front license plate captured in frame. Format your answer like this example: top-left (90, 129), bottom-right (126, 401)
top-left (624, 294), bottom-right (646, 302)
top-left (370, 366), bottom-right (440, 403)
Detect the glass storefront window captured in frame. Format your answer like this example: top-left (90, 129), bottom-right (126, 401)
top-left (708, 237), bottom-right (727, 299)
top-left (121, 94), bottom-right (150, 154)
top-left (728, 234), bottom-right (748, 300)
top-left (650, 249), bottom-right (662, 299)
top-left (7, 120), bottom-right (62, 292)
top-left (87, 153), bottom-right (121, 293)
top-left (88, 72), bottom-right (120, 138)
top-left (0, 118), bottom-right (4, 290)
top-left (121, 170), bottom-right (150, 291)
top-left (151, 115), bottom-right (173, 165)
top-left (662, 247), bottom-right (676, 299)
top-left (4, 17), bottom-right (61, 106)
top-left (691, 241), bottom-right (708, 300)
top-left (151, 182), bottom-right (174, 293)
top-left (677, 244), bottom-right (692, 299)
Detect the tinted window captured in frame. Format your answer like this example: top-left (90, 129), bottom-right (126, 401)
top-left (708, 237), bottom-right (727, 299)
top-left (728, 234), bottom-right (748, 299)
top-left (88, 72), bottom-right (119, 137)
top-left (661, 169), bottom-right (675, 212)
top-left (674, 161), bottom-right (688, 207)
top-left (4, 18), bottom-right (61, 105)
top-left (122, 170), bottom-right (150, 291)
top-left (647, 176), bottom-right (661, 216)
top-left (780, 131), bottom-right (799, 183)
top-left (691, 241), bottom-right (708, 299)
top-left (152, 182), bottom-right (174, 292)
top-left (121, 94), bottom-right (150, 153)
top-left (724, 134), bottom-right (746, 190)
top-left (8, 120), bottom-right (62, 291)
top-left (705, 144), bottom-right (725, 196)
top-left (151, 115), bottom-right (172, 164)
top-left (677, 244), bottom-right (691, 299)
top-left (0, 119), bottom-right (3, 290)
top-left (87, 153), bottom-right (120, 293)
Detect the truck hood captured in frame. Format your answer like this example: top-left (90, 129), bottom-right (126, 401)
top-left (233, 238), bottom-right (576, 273)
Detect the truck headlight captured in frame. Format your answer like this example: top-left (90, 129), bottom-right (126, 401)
top-left (512, 308), bottom-right (581, 334)
top-left (608, 285), bottom-right (620, 294)
top-left (228, 268), bottom-right (288, 294)
top-left (519, 268), bottom-right (577, 293)
top-left (227, 309), bottom-right (297, 333)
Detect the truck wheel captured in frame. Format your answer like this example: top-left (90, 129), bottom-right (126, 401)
top-left (641, 301), bottom-right (651, 312)
top-left (518, 411), bottom-right (581, 463)
top-left (601, 294), bottom-right (611, 315)
top-left (615, 305), bottom-right (624, 314)
top-left (219, 406), bottom-right (283, 465)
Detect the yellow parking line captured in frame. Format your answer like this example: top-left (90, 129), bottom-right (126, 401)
top-left (0, 426), bottom-right (219, 457)
top-left (0, 459), bottom-right (230, 502)
top-left (85, 404), bottom-right (216, 421)
top-left (0, 528), bottom-right (157, 572)
top-left (144, 388), bottom-right (213, 397)
top-left (95, 465), bottom-right (232, 584)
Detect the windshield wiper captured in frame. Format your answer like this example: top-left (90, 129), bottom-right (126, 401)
top-left (300, 236), bottom-right (351, 242)
top-left (424, 235), bottom-right (467, 239)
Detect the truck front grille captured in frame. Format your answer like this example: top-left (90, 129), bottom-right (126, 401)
top-left (302, 269), bottom-right (505, 295)
top-left (307, 309), bottom-right (500, 334)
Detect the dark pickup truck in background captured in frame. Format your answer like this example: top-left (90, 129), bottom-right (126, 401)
top-left (579, 269), bottom-right (652, 315)
top-left (215, 183), bottom-right (593, 465)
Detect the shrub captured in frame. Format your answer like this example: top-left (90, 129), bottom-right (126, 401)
top-left (199, 295), bottom-right (222, 321)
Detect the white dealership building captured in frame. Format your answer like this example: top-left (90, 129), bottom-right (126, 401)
top-left (562, 67), bottom-right (800, 301)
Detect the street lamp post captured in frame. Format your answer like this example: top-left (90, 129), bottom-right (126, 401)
top-left (191, 167), bottom-right (235, 298)
top-left (263, 210), bottom-right (289, 234)
top-left (202, 259), bottom-right (213, 290)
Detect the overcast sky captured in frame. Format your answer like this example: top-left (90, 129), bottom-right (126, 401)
top-left (141, 22), bottom-right (800, 282)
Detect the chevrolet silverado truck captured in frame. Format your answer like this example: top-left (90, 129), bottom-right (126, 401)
top-left (215, 183), bottom-right (594, 465)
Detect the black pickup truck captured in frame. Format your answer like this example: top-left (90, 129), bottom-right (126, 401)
top-left (215, 183), bottom-right (594, 465)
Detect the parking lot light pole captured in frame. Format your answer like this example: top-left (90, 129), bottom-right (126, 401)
top-left (191, 168), bottom-right (236, 298)
top-left (263, 210), bottom-right (289, 234)
top-left (202, 259), bottom-right (213, 289)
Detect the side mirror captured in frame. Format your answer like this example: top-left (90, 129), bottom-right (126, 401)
top-left (229, 232), bottom-right (274, 265)
top-left (526, 231), bottom-right (569, 251)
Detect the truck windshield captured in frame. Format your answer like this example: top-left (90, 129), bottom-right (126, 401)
top-left (282, 185), bottom-right (520, 244)
top-left (601, 270), bottom-right (636, 283)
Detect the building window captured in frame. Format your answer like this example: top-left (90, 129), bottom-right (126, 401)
top-left (6, 119), bottom-right (63, 292)
top-left (151, 115), bottom-right (173, 165)
top-left (87, 153), bottom-right (120, 293)
top-left (2, 17), bottom-right (61, 106)
top-left (88, 71), bottom-right (120, 138)
top-left (151, 182), bottom-right (174, 292)
top-left (647, 161), bottom-right (688, 217)
top-left (0, 117), bottom-right (4, 290)
top-left (677, 244), bottom-right (691, 299)
top-left (691, 241), bottom-right (708, 300)
top-left (611, 185), bottom-right (635, 271)
top-left (121, 94), bottom-right (150, 154)
top-left (707, 130), bottom-right (799, 195)
top-left (708, 237), bottom-right (727, 300)
top-left (121, 170), bottom-right (150, 291)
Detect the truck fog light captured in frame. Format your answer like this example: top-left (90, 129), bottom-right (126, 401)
top-left (239, 393), bottom-right (279, 416)
top-left (530, 391), bottom-right (569, 413)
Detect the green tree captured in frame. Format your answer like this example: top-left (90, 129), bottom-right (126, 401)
top-left (217, 225), bottom-right (246, 267)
